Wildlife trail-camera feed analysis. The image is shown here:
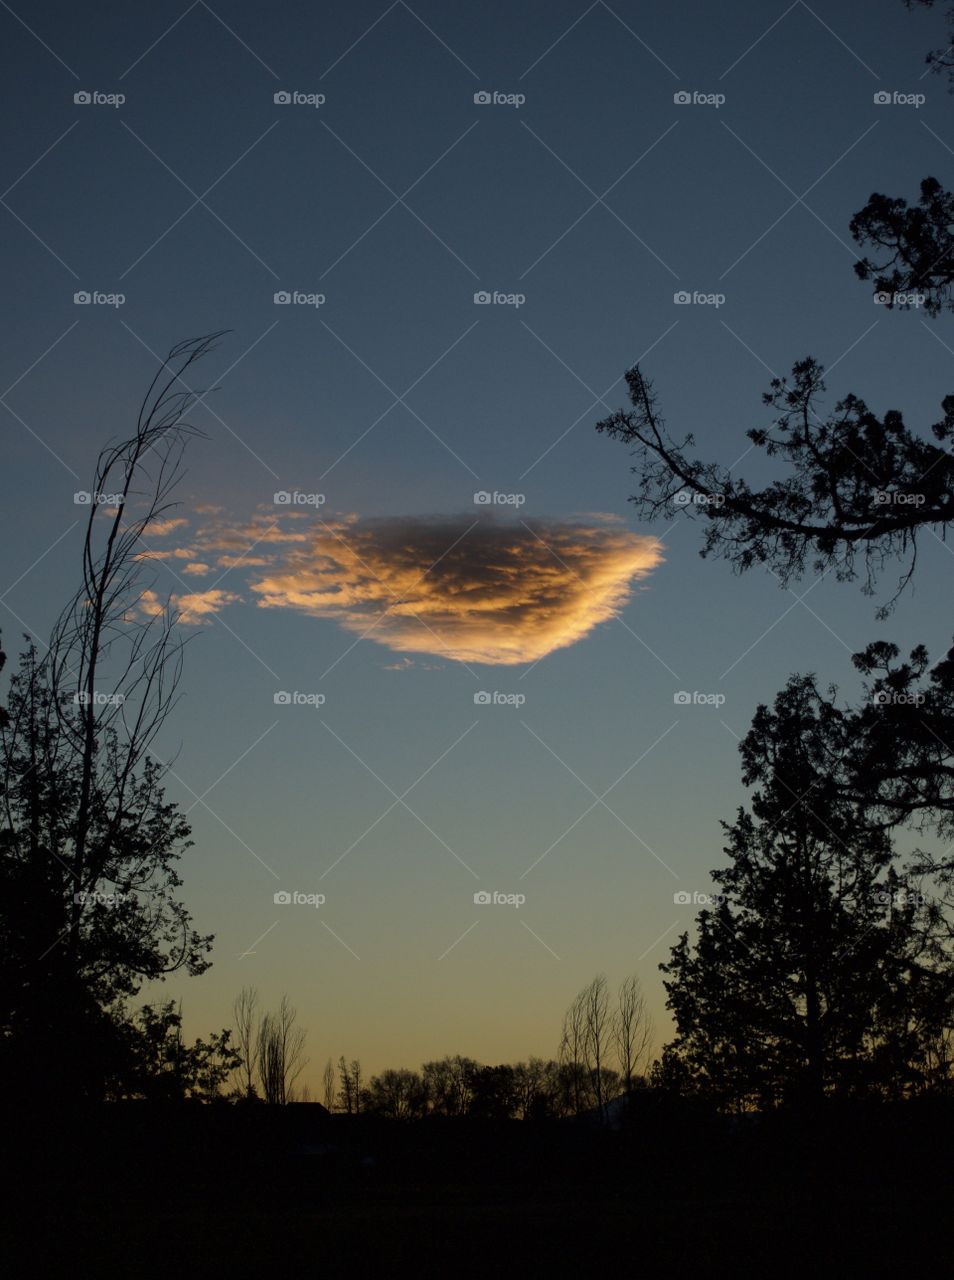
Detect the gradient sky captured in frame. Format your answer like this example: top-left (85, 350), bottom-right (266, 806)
top-left (3, 0), bottom-right (954, 1088)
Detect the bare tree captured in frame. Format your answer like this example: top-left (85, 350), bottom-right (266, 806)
top-left (0, 335), bottom-right (224, 1096)
top-left (559, 987), bottom-right (588, 1115)
top-left (337, 1056), bottom-right (363, 1114)
top-left (231, 985), bottom-right (259, 1099)
top-left (256, 994), bottom-right (307, 1104)
top-left (322, 1056), bottom-right (336, 1111)
top-left (48, 333), bottom-right (226, 971)
top-left (614, 974), bottom-right (654, 1093)
top-left (581, 973), bottom-right (613, 1117)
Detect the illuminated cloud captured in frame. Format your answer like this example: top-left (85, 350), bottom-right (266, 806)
top-left (245, 514), bottom-right (663, 665)
top-left (136, 586), bottom-right (241, 624)
top-left (150, 517), bottom-right (189, 537)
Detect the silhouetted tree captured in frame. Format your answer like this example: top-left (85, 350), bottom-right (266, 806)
top-left (117, 1000), bottom-right (239, 1102)
top-left (597, 357), bottom-right (954, 952)
top-left (337, 1056), bottom-right (363, 1115)
top-left (363, 1067), bottom-right (429, 1119)
top-left (231, 985), bottom-right (260, 1100)
top-left (257, 995), bottom-right (307, 1104)
top-left (322, 1056), bottom-right (336, 1111)
top-left (851, 177), bottom-right (954, 315)
top-left (596, 360), bottom-right (954, 613)
top-left (0, 335), bottom-right (225, 1099)
top-left (422, 1055), bottom-right (478, 1117)
top-left (661, 677), bottom-right (953, 1110)
top-left (849, 5), bottom-right (954, 310)
top-left (615, 974), bottom-right (653, 1093)
top-left (904, 0), bottom-right (954, 85)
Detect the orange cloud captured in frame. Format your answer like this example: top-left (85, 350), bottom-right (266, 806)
top-left (247, 515), bottom-right (663, 665)
top-left (149, 517), bottom-right (189, 536)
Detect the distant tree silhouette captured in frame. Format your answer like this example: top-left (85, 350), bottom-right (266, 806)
top-left (363, 1067), bottom-right (429, 1119)
top-left (231, 985), bottom-right (260, 1100)
top-left (560, 976), bottom-right (630, 1116)
top-left (256, 995), bottom-right (307, 1104)
top-left (337, 1056), bottom-right (364, 1114)
top-left (422, 1055), bottom-right (478, 1117)
top-left (660, 677), bottom-right (953, 1109)
top-left (614, 974), bottom-right (653, 1094)
top-left (0, 335), bottom-right (225, 1099)
top-left (322, 1056), bottom-right (336, 1111)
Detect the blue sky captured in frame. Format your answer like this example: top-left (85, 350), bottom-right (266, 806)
top-left (3, 0), bottom-right (954, 1083)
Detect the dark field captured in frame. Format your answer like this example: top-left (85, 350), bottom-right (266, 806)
top-left (4, 1102), bottom-right (951, 1276)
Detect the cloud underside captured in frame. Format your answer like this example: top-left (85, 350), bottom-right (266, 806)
top-left (248, 516), bottom-right (663, 665)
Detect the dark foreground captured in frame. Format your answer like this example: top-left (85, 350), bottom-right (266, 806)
top-left (3, 1098), bottom-right (952, 1277)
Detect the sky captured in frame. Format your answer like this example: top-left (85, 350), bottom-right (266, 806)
top-left (3, 0), bottom-right (954, 1089)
